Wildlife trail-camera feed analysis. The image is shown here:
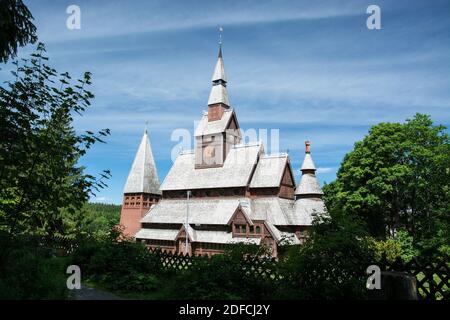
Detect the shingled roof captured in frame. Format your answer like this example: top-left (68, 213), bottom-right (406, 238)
top-left (249, 153), bottom-right (290, 188)
top-left (160, 142), bottom-right (263, 191)
top-left (123, 130), bottom-right (161, 194)
top-left (194, 108), bottom-right (235, 137)
top-left (141, 198), bottom-right (242, 225)
top-left (295, 173), bottom-right (324, 196)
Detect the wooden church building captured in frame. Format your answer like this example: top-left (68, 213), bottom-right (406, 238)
top-left (119, 44), bottom-right (326, 257)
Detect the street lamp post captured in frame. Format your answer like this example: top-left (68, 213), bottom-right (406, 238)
top-left (185, 190), bottom-right (191, 255)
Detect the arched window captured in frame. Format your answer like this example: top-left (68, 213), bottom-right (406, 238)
top-left (255, 226), bottom-right (261, 234)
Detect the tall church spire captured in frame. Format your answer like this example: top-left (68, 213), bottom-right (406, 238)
top-left (208, 37), bottom-right (230, 109)
top-left (295, 141), bottom-right (323, 199)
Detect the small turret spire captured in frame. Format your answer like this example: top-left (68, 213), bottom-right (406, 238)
top-left (295, 141), bottom-right (323, 199)
top-left (301, 141), bottom-right (316, 171)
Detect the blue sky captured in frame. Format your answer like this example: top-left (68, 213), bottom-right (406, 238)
top-left (2, 0), bottom-right (449, 204)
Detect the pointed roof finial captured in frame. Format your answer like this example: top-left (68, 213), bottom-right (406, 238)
top-left (218, 27), bottom-right (223, 58)
top-left (145, 120), bottom-right (148, 134)
top-left (301, 141), bottom-right (316, 171)
top-left (305, 140), bottom-right (311, 154)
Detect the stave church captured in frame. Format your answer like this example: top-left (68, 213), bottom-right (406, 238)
top-left (119, 43), bottom-right (326, 257)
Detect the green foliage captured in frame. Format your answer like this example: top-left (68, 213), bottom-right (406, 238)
top-left (393, 229), bottom-right (418, 262)
top-left (70, 228), bottom-right (163, 292)
top-left (0, 0), bottom-right (37, 63)
top-left (0, 44), bottom-right (111, 299)
top-left (368, 229), bottom-right (418, 264)
top-left (324, 114), bottom-right (450, 251)
top-left (0, 232), bottom-right (68, 299)
top-left (82, 203), bottom-right (121, 235)
top-left (0, 44), bottom-right (110, 241)
top-left (71, 217), bottom-right (377, 300)
top-left (62, 202), bottom-right (121, 240)
top-left (368, 238), bottom-right (402, 264)
top-left (164, 244), bottom-right (275, 300)
top-left (275, 210), bottom-right (374, 299)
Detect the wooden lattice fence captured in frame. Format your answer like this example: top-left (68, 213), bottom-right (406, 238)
top-left (148, 248), bottom-right (448, 300)
top-left (148, 248), bottom-right (281, 280)
top-left (241, 255), bottom-right (281, 281)
top-left (383, 254), bottom-right (449, 300)
top-left (149, 248), bottom-right (194, 270)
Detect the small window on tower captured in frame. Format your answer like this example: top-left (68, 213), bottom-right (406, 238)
top-left (255, 226), bottom-right (261, 234)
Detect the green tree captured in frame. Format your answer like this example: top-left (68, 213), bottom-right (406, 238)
top-left (0, 43), bottom-right (110, 242)
top-left (0, 0), bottom-right (37, 63)
top-left (276, 209), bottom-right (374, 299)
top-left (63, 203), bottom-right (121, 240)
top-left (324, 114), bottom-right (450, 251)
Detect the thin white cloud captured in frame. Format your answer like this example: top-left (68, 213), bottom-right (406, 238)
top-left (28, 0), bottom-right (361, 43)
top-left (316, 167), bottom-right (335, 174)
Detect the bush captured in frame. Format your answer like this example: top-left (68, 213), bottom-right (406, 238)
top-left (368, 228), bottom-right (419, 264)
top-left (274, 211), bottom-right (375, 299)
top-left (0, 233), bottom-right (68, 299)
top-left (163, 243), bottom-right (276, 299)
top-left (70, 228), bottom-right (163, 292)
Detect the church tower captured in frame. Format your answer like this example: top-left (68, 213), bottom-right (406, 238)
top-left (295, 141), bottom-right (324, 199)
top-left (194, 44), bottom-right (241, 168)
top-left (119, 129), bottom-right (161, 236)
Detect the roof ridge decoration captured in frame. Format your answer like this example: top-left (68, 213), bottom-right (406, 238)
top-left (123, 129), bottom-right (161, 194)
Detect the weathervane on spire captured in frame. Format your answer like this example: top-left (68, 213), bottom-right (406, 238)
top-left (145, 120), bottom-right (148, 133)
top-left (219, 26), bottom-right (223, 45)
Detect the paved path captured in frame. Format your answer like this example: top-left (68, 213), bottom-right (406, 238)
top-left (71, 284), bottom-right (124, 300)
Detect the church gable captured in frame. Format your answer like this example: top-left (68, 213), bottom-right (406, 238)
top-left (280, 163), bottom-right (295, 187)
top-left (227, 206), bottom-right (253, 226)
top-left (176, 225), bottom-right (194, 241)
top-left (279, 163), bottom-right (295, 200)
